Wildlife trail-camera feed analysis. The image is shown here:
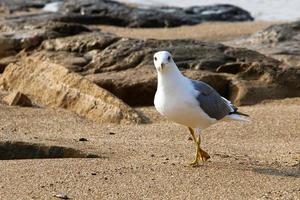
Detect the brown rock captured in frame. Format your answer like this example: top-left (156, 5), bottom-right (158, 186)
top-left (39, 30), bottom-right (300, 106)
top-left (0, 55), bottom-right (145, 124)
top-left (2, 91), bottom-right (32, 107)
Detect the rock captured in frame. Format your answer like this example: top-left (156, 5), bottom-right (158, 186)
top-left (0, 21), bottom-right (91, 72)
top-left (0, 31), bottom-right (43, 58)
top-left (54, 192), bottom-right (69, 199)
top-left (42, 31), bottom-right (118, 53)
top-left (0, 0), bottom-right (48, 13)
top-left (0, 0), bottom-right (253, 28)
top-left (226, 20), bottom-right (300, 67)
top-left (36, 29), bottom-right (300, 106)
top-left (0, 56), bottom-right (18, 73)
top-left (0, 54), bottom-right (145, 124)
top-left (57, 0), bottom-right (253, 27)
top-left (0, 18), bottom-right (299, 107)
top-left (2, 91), bottom-right (32, 107)
top-left (79, 138), bottom-right (88, 142)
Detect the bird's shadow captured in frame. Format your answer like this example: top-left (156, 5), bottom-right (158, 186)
top-left (213, 153), bottom-right (300, 178)
top-left (251, 163), bottom-right (300, 178)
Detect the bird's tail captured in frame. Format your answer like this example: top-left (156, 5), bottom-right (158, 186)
top-left (224, 113), bottom-right (250, 122)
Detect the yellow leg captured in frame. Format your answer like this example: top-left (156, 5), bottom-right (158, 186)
top-left (196, 135), bottom-right (210, 162)
top-left (188, 127), bottom-right (200, 166)
top-left (188, 127), bottom-right (210, 166)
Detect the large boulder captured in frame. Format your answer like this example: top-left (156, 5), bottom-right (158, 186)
top-left (227, 20), bottom-right (300, 67)
top-left (0, 54), bottom-right (145, 124)
top-left (0, 19), bottom-right (299, 107)
top-left (0, 0), bottom-right (253, 28)
top-left (39, 31), bottom-right (300, 106)
top-left (58, 0), bottom-right (253, 27)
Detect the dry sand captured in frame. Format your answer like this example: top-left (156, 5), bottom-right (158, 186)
top-left (0, 98), bottom-right (299, 199)
top-left (0, 21), bottom-right (299, 200)
top-left (99, 21), bottom-right (280, 41)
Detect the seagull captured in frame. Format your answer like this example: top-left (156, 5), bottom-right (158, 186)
top-left (153, 51), bottom-right (249, 166)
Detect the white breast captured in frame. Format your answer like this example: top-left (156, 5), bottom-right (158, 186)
top-left (154, 77), bottom-right (216, 129)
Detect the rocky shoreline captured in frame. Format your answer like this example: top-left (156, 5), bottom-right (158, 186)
top-left (0, 0), bottom-right (253, 27)
top-left (0, 15), bottom-right (300, 123)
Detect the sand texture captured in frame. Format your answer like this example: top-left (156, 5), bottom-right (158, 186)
top-left (0, 98), bottom-right (299, 199)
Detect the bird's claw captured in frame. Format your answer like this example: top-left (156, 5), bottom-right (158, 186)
top-left (198, 150), bottom-right (211, 162)
top-left (188, 160), bottom-right (200, 167)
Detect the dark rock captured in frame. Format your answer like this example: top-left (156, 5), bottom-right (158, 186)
top-left (0, 0), bottom-right (50, 13)
top-left (79, 138), bottom-right (88, 142)
top-left (227, 20), bottom-right (300, 67)
top-left (0, 0), bottom-right (253, 28)
top-left (0, 21), bottom-right (91, 72)
top-left (0, 22), bottom-right (90, 55)
top-left (0, 31), bottom-right (43, 58)
top-left (42, 31), bottom-right (118, 53)
top-left (57, 0), bottom-right (253, 27)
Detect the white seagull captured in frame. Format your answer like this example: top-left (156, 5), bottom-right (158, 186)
top-left (153, 51), bottom-right (249, 166)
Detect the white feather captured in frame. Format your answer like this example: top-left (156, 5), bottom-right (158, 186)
top-left (224, 114), bottom-right (250, 122)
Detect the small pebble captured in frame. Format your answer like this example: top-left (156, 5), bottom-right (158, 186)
top-left (109, 132), bottom-right (116, 135)
top-left (54, 192), bottom-right (69, 199)
top-left (91, 172), bottom-right (97, 175)
top-left (79, 138), bottom-right (88, 142)
top-left (188, 137), bottom-right (193, 141)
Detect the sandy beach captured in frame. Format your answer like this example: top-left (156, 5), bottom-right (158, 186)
top-left (0, 1), bottom-right (299, 198)
top-left (99, 21), bottom-right (278, 41)
top-left (0, 97), bottom-right (299, 199)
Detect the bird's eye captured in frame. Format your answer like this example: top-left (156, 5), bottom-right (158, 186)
top-left (167, 56), bottom-right (171, 61)
top-left (154, 57), bottom-right (157, 61)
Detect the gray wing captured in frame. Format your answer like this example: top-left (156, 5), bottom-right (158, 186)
top-left (191, 80), bottom-right (236, 120)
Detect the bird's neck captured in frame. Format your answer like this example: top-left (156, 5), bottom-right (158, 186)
top-left (157, 67), bottom-right (186, 90)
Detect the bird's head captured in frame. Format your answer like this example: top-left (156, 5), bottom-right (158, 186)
top-left (153, 51), bottom-right (175, 73)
